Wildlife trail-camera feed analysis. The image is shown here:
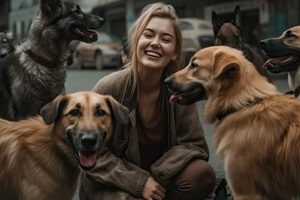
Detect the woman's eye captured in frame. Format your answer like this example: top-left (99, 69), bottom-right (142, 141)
top-left (70, 109), bottom-right (79, 116)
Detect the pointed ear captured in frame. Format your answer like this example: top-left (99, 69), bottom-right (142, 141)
top-left (40, 94), bottom-right (68, 124)
top-left (213, 51), bottom-right (240, 82)
top-left (40, 0), bottom-right (61, 17)
top-left (105, 96), bottom-right (129, 124)
top-left (232, 5), bottom-right (243, 32)
top-left (211, 11), bottom-right (223, 36)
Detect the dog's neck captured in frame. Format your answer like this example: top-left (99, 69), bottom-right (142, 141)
top-left (22, 48), bottom-right (64, 68)
top-left (287, 68), bottom-right (300, 98)
top-left (216, 98), bottom-right (263, 121)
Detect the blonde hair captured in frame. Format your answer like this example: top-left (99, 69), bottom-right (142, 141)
top-left (128, 2), bottom-right (183, 88)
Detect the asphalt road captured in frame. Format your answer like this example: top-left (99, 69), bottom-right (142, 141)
top-left (66, 69), bottom-right (289, 199)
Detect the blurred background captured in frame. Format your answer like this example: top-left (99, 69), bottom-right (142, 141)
top-left (1, 0), bottom-right (299, 69)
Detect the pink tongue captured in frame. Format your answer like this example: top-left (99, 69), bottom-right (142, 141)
top-left (169, 94), bottom-right (180, 103)
top-left (81, 29), bottom-right (98, 41)
top-left (262, 56), bottom-right (290, 69)
top-left (79, 152), bottom-right (97, 168)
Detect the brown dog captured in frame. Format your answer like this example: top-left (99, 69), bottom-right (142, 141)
top-left (212, 5), bottom-right (270, 82)
top-left (260, 26), bottom-right (300, 97)
top-left (0, 91), bottom-right (129, 200)
top-left (165, 46), bottom-right (300, 199)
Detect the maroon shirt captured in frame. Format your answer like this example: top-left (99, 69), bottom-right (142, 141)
top-left (136, 94), bottom-right (167, 172)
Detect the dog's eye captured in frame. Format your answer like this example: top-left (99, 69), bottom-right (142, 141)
top-left (70, 109), bottom-right (79, 116)
top-left (96, 109), bottom-right (106, 116)
top-left (190, 62), bottom-right (198, 69)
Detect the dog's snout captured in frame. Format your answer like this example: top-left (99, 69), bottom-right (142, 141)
top-left (164, 76), bottom-right (172, 87)
top-left (81, 133), bottom-right (98, 148)
top-left (259, 39), bottom-right (268, 49)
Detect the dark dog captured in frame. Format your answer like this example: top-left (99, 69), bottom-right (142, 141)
top-left (0, 91), bottom-right (129, 200)
top-left (165, 46), bottom-right (300, 199)
top-left (212, 5), bottom-right (270, 82)
top-left (260, 26), bottom-right (300, 97)
top-left (0, 31), bottom-right (14, 58)
top-left (0, 0), bottom-right (104, 121)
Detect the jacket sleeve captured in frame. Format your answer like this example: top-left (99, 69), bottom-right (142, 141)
top-left (151, 103), bottom-right (209, 186)
top-left (88, 72), bottom-right (151, 197)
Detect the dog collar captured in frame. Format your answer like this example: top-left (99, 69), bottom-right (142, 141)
top-left (217, 98), bottom-right (263, 121)
top-left (22, 48), bottom-right (64, 68)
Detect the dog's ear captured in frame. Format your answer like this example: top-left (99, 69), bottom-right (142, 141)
top-left (40, 0), bottom-right (61, 18)
top-left (232, 5), bottom-right (243, 32)
top-left (211, 11), bottom-right (223, 36)
top-left (213, 51), bottom-right (240, 83)
top-left (105, 96), bottom-right (129, 125)
top-left (40, 94), bottom-right (68, 124)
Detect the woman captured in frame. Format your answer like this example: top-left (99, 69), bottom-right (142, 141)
top-left (80, 2), bottom-right (216, 200)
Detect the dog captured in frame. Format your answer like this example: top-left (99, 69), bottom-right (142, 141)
top-left (165, 46), bottom-right (300, 199)
top-left (0, 0), bottom-right (104, 121)
top-left (260, 26), bottom-right (300, 98)
top-left (212, 5), bottom-right (270, 82)
top-left (0, 31), bottom-right (14, 58)
top-left (0, 91), bottom-right (129, 200)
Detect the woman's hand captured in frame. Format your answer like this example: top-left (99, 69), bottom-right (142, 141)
top-left (142, 176), bottom-right (166, 200)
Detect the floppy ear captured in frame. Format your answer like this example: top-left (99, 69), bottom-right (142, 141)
top-left (105, 96), bottom-right (129, 124)
top-left (232, 5), bottom-right (243, 32)
top-left (40, 94), bottom-right (68, 124)
top-left (213, 51), bottom-right (240, 82)
top-left (211, 11), bottom-right (223, 37)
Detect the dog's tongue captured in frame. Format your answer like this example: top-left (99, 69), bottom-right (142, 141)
top-left (262, 56), bottom-right (290, 69)
top-left (79, 152), bottom-right (97, 168)
top-left (83, 30), bottom-right (98, 42)
top-left (169, 94), bottom-right (180, 103)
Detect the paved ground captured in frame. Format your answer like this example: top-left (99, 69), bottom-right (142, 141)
top-left (65, 69), bottom-right (289, 200)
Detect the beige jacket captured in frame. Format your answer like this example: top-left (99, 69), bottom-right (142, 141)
top-left (80, 67), bottom-right (209, 200)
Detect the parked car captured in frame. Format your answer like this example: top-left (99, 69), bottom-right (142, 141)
top-left (73, 31), bottom-right (122, 70)
top-left (180, 18), bottom-right (214, 65)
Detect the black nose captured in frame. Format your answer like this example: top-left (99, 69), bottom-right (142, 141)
top-left (260, 39), bottom-right (267, 49)
top-left (164, 76), bottom-right (172, 87)
top-left (81, 133), bottom-right (98, 148)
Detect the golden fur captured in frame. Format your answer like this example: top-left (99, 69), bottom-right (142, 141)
top-left (165, 46), bottom-right (300, 199)
top-left (0, 91), bottom-right (128, 200)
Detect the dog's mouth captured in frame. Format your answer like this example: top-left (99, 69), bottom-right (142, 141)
top-left (168, 84), bottom-right (206, 105)
top-left (262, 55), bottom-right (300, 73)
top-left (77, 151), bottom-right (98, 170)
top-left (71, 26), bottom-right (98, 42)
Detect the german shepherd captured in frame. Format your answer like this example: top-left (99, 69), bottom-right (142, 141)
top-left (260, 26), bottom-right (300, 98)
top-left (0, 91), bottom-right (129, 200)
top-left (165, 46), bottom-right (300, 199)
top-left (211, 5), bottom-right (270, 82)
top-left (0, 0), bottom-right (104, 121)
top-left (0, 31), bottom-right (14, 58)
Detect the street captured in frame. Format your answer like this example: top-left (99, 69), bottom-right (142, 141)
top-left (66, 69), bottom-right (289, 199)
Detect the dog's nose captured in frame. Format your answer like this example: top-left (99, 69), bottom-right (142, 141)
top-left (81, 133), bottom-right (98, 148)
top-left (164, 76), bottom-right (172, 87)
top-left (260, 39), bottom-right (267, 49)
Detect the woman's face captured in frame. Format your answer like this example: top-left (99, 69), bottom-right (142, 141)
top-left (137, 17), bottom-right (177, 70)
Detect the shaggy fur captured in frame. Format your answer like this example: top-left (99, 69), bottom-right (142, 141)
top-left (0, 91), bottom-right (129, 200)
top-left (165, 46), bottom-right (300, 199)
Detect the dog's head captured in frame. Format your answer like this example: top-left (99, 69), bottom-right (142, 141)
top-left (0, 32), bottom-right (14, 58)
top-left (212, 5), bottom-right (243, 49)
top-left (40, 91), bottom-right (129, 170)
top-left (30, 0), bottom-right (105, 44)
top-left (165, 46), bottom-right (276, 122)
top-left (260, 26), bottom-right (300, 73)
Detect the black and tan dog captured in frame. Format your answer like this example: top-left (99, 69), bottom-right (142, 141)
top-left (0, 0), bottom-right (104, 121)
top-left (165, 46), bottom-right (300, 199)
top-left (212, 5), bottom-right (270, 82)
top-left (0, 91), bottom-right (129, 200)
top-left (260, 26), bottom-right (300, 98)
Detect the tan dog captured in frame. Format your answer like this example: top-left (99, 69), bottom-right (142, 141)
top-left (0, 91), bottom-right (129, 200)
top-left (260, 26), bottom-right (300, 97)
top-left (165, 46), bottom-right (300, 199)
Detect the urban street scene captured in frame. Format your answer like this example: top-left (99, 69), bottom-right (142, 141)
top-left (0, 0), bottom-right (299, 200)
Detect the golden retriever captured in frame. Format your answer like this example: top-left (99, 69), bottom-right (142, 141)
top-left (0, 91), bottom-right (129, 200)
top-left (165, 46), bottom-right (300, 199)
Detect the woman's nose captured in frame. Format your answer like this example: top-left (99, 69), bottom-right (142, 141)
top-left (150, 37), bottom-right (160, 48)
